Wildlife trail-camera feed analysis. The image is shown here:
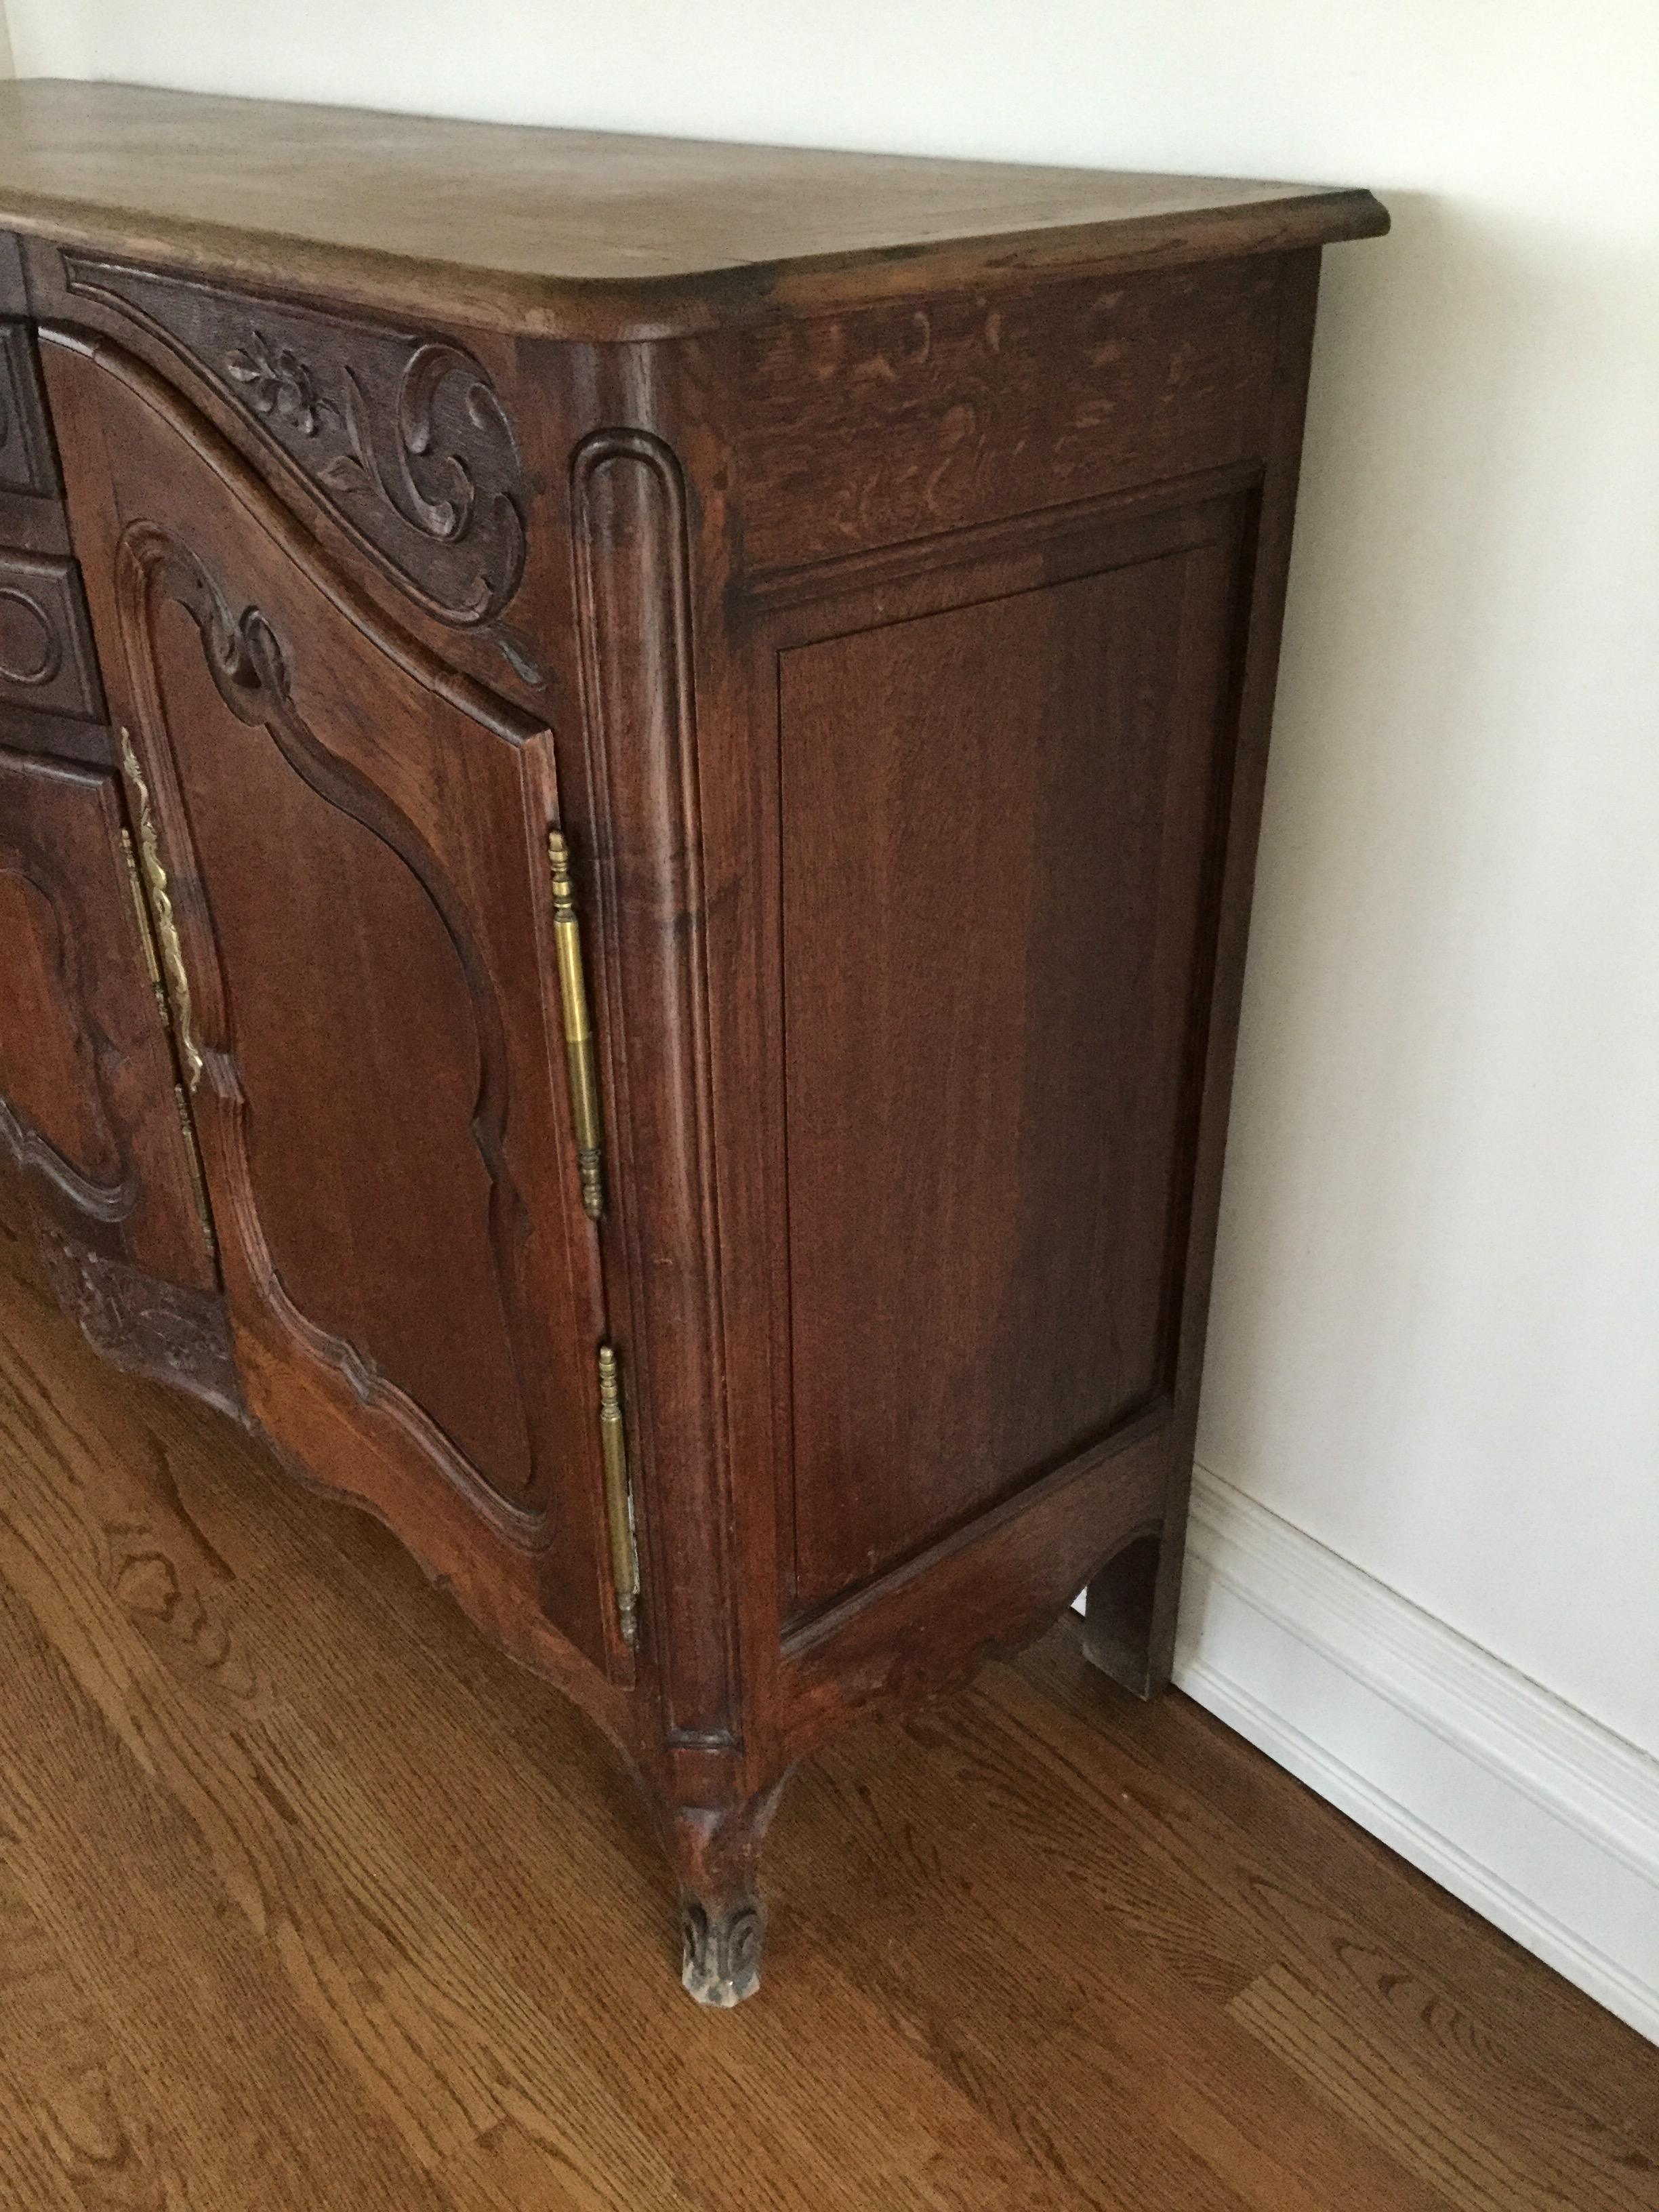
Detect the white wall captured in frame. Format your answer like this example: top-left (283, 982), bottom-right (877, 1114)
top-left (0, 7), bottom-right (13, 81)
top-left (10, 0), bottom-right (1658, 2020)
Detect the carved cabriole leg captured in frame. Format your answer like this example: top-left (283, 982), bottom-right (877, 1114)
top-left (663, 1776), bottom-right (794, 2008)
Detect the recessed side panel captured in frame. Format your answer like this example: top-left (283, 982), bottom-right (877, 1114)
top-left (775, 496), bottom-right (1247, 1616)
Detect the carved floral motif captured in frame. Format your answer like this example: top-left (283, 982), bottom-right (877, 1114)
top-left (225, 329), bottom-right (330, 436)
top-left (63, 258), bottom-right (541, 683)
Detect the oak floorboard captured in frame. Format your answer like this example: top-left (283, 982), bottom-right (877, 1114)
top-left (1, 1191), bottom-right (1654, 2212)
top-left (778, 1708), bottom-right (1450, 2212)
top-left (1016, 1626), bottom-right (1659, 2167)
top-left (0, 1856), bottom-right (189, 2212)
top-left (0, 1221), bottom-right (1080, 2212)
top-left (0, 1578), bottom-right (455, 2212)
top-left (1229, 1958), bottom-right (1654, 2212)
top-left (975, 1658), bottom-right (1657, 2211)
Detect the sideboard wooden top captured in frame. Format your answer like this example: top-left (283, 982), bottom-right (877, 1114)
top-left (0, 79), bottom-right (1387, 340)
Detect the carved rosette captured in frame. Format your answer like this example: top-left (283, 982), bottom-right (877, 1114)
top-left (62, 257), bottom-right (541, 684)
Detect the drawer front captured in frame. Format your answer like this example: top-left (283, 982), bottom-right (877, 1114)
top-left (0, 546), bottom-right (106, 722)
top-left (0, 302), bottom-right (73, 558)
top-left (0, 277), bottom-right (112, 750)
top-left (0, 319), bottom-right (61, 499)
top-left (734, 256), bottom-right (1282, 573)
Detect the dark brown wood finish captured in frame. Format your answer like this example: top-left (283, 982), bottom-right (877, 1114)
top-left (0, 320), bottom-right (62, 497)
top-left (0, 747), bottom-right (213, 1290)
top-left (0, 546), bottom-right (104, 720)
top-left (0, 78), bottom-right (1388, 2001)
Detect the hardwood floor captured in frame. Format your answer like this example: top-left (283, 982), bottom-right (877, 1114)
top-left (0, 1190), bottom-right (1654, 2212)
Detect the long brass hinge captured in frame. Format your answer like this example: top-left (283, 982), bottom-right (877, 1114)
top-left (547, 829), bottom-right (605, 1221)
top-left (596, 1344), bottom-right (640, 1649)
top-left (119, 820), bottom-right (218, 1261)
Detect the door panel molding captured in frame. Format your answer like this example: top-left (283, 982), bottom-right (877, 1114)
top-left (115, 519), bottom-right (550, 1541)
top-left (754, 487), bottom-right (1252, 1620)
top-left (0, 848), bottom-right (136, 1216)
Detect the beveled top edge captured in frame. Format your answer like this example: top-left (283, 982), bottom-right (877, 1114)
top-left (0, 80), bottom-right (1389, 340)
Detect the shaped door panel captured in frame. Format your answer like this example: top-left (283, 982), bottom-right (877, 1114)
top-left (46, 330), bottom-right (611, 1662)
top-left (0, 745), bottom-right (213, 1290)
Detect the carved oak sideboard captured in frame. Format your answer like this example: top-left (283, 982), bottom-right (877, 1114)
top-left (0, 79), bottom-right (1387, 2002)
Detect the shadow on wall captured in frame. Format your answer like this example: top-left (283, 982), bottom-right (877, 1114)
top-left (1206, 188), bottom-right (1530, 1476)
top-left (1199, 179), bottom-right (1659, 1696)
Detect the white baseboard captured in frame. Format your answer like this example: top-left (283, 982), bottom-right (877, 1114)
top-left (1166, 1466), bottom-right (1659, 2045)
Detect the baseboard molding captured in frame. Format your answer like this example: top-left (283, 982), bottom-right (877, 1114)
top-left (1169, 1465), bottom-right (1659, 2045)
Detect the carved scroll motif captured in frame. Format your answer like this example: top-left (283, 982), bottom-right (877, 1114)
top-left (63, 258), bottom-right (542, 684)
top-left (35, 1221), bottom-right (243, 1421)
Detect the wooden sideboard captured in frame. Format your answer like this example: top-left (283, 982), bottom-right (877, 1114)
top-left (0, 79), bottom-right (1386, 2003)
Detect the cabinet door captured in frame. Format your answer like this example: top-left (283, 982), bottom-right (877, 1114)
top-left (45, 335), bottom-right (611, 1664)
top-left (760, 491), bottom-right (1249, 1620)
top-left (0, 745), bottom-right (214, 1291)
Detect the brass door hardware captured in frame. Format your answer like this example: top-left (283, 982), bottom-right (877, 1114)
top-left (596, 1343), bottom-right (640, 1649)
top-left (119, 813), bottom-right (216, 1259)
top-left (119, 728), bottom-right (203, 1093)
top-left (548, 829), bottom-right (605, 1220)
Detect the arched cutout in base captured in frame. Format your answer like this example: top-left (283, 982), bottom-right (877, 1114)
top-left (1081, 1530), bottom-right (1171, 1700)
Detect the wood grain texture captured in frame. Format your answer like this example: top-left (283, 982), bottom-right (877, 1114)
top-left (43, 325), bottom-right (625, 1693)
top-left (0, 748), bottom-right (213, 1290)
top-left (0, 80), bottom-right (1385, 340)
top-left (0, 98), bottom-right (1390, 1995)
top-left (0, 1192), bottom-right (1651, 2211)
top-left (0, 548), bottom-right (104, 722)
top-left (736, 261), bottom-right (1277, 569)
top-left (572, 427), bottom-right (742, 1761)
top-left (0, 319), bottom-right (61, 497)
top-left (775, 497), bottom-right (1243, 1612)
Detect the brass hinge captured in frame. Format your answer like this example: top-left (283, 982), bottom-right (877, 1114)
top-left (119, 820), bottom-right (218, 1261)
top-left (547, 829), bottom-right (605, 1221)
top-left (596, 1344), bottom-right (640, 1649)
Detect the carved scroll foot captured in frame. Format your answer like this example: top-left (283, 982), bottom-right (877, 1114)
top-left (662, 1774), bottom-right (794, 2009)
top-left (680, 1894), bottom-right (764, 2008)
top-left (1081, 1530), bottom-right (1172, 1700)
